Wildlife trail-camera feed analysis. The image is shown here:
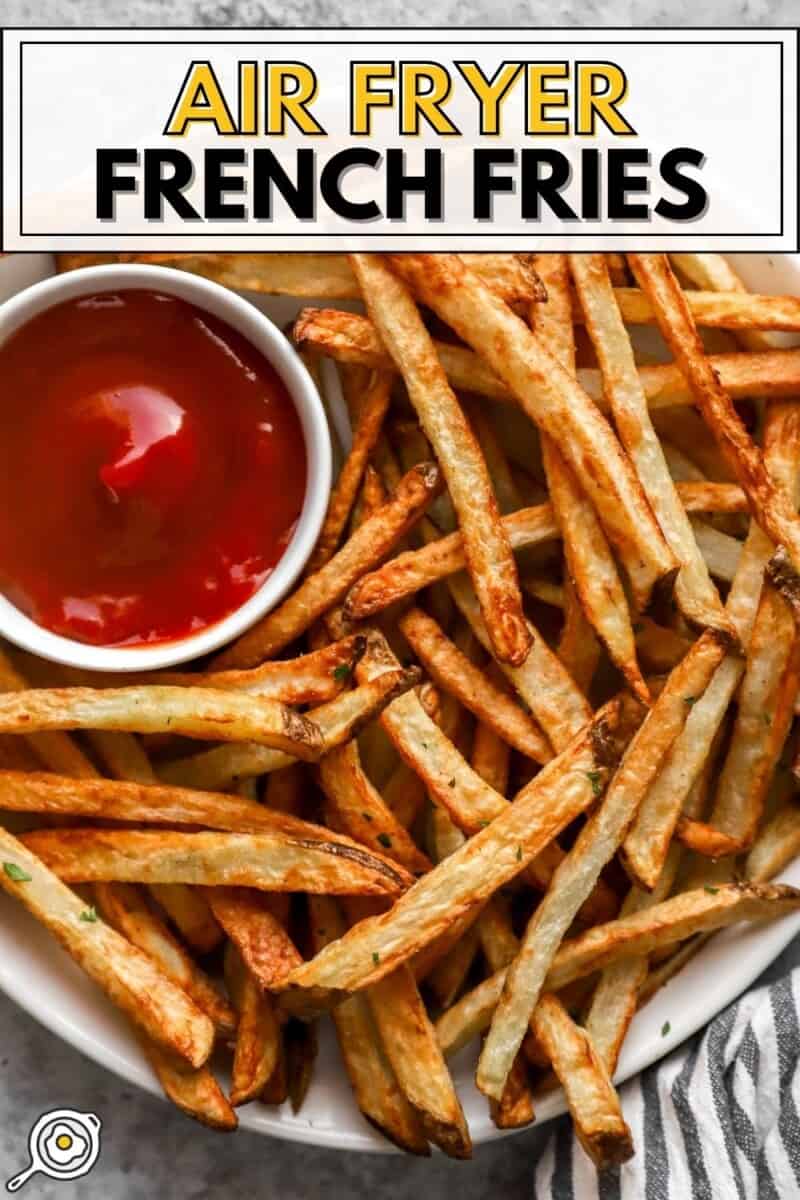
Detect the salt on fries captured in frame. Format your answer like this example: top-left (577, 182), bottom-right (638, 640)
top-left (0, 250), bottom-right (790, 1165)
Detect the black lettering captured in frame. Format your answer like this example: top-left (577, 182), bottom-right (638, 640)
top-left (252, 148), bottom-right (315, 220)
top-left (473, 148), bottom-right (515, 220)
top-left (656, 147), bottom-right (708, 221)
top-left (386, 149), bottom-right (442, 219)
top-left (96, 149), bottom-right (138, 219)
top-left (520, 150), bottom-right (577, 220)
top-left (607, 149), bottom-right (649, 219)
top-left (204, 149), bottom-right (247, 219)
top-left (143, 150), bottom-right (199, 220)
top-left (320, 148), bottom-right (381, 221)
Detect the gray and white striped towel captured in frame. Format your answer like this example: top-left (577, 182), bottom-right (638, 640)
top-left (534, 967), bottom-right (800, 1199)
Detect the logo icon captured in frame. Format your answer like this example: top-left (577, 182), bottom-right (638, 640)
top-left (6, 1109), bottom-right (102, 1191)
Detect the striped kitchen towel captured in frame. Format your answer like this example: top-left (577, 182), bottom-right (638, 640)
top-left (533, 968), bottom-right (800, 1199)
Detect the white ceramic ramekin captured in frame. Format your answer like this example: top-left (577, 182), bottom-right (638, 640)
top-left (0, 264), bottom-right (332, 671)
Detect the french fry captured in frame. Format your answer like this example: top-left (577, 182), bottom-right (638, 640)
top-left (366, 963), bottom-right (472, 1157)
top-left (307, 372), bottom-right (393, 571)
top-left (746, 798), bottom-right (800, 882)
top-left (691, 519), bottom-right (742, 582)
top-left (22, 827), bottom-right (412, 896)
top-left (0, 826), bottom-right (214, 1066)
top-left (213, 462), bottom-right (442, 668)
top-left (158, 666), bottom-right (421, 791)
top-left (294, 306), bottom-right (800, 412)
top-left (436, 883), bottom-right (800, 1053)
top-left (627, 254), bottom-right (800, 597)
top-left (138, 1040), bottom-right (237, 1131)
top-left (0, 647), bottom-right (98, 779)
top-left (447, 575), bottom-right (591, 754)
top-left (387, 253), bottom-right (676, 610)
top-left (285, 1017), bottom-right (319, 1113)
top-left (308, 895), bottom-right (430, 1155)
top-left (607, 286), bottom-right (800, 333)
top-left (206, 887), bottom-right (302, 990)
top-left (397, 607), bottom-right (550, 762)
top-left (532, 993), bottom-right (633, 1168)
top-left (0, 685), bottom-right (324, 758)
top-left (476, 632), bottom-right (724, 1099)
top-left (571, 253), bottom-right (735, 643)
top-left (489, 1053), bottom-right (535, 1130)
top-left (279, 702), bottom-right (623, 1014)
top-left (224, 943), bottom-right (281, 1107)
top-left (319, 740), bottom-right (432, 874)
top-left (93, 882), bottom-right (236, 1034)
top-left (535, 254), bottom-right (646, 699)
top-left (351, 254), bottom-right (530, 667)
top-left (669, 252), bottom-right (781, 351)
top-left (149, 883), bottom-right (224, 956)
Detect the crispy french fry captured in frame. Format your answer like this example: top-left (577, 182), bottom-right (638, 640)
top-left (224, 942), bottom-right (281, 1107)
top-left (532, 993), bottom-right (633, 1168)
top-left (94, 882), bottom-right (235, 1034)
top-left (308, 895), bottom-right (429, 1154)
top-left (319, 739), bottom-right (432, 874)
top-left (352, 253), bottom-right (529, 667)
top-left (669, 252), bottom-right (781, 351)
top-left (285, 1017), bottom-right (319, 1113)
top-left (628, 254), bottom-right (800, 597)
top-left (489, 1053), bottom-right (535, 1130)
top-left (0, 647), bottom-right (99, 779)
top-left (279, 702), bottom-right (623, 1014)
top-left (294, 306), bottom-right (800, 411)
top-left (0, 826), bottom-right (214, 1066)
top-left (436, 883), bottom-right (800, 1053)
top-left (158, 666), bottom-right (421, 791)
top-left (206, 888), bottom-right (302, 990)
top-left (308, 372), bottom-right (392, 571)
top-left (138, 1040), bottom-right (237, 1131)
top-left (387, 253), bottom-right (675, 609)
top-left (477, 632), bottom-right (724, 1099)
top-left (608, 286), bottom-right (800, 333)
top-left (746, 798), bottom-right (800, 882)
top-left (149, 883), bottom-right (224, 956)
top-left (0, 685), bottom-right (324, 758)
top-left (367, 964), bottom-right (471, 1157)
top-left (213, 462), bottom-right (442, 668)
top-left (571, 253), bottom-right (735, 644)
top-left (22, 828), bottom-right (412, 896)
top-left (397, 607), bottom-right (550, 762)
top-left (534, 254), bottom-right (645, 700)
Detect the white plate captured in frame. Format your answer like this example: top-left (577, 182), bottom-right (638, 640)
top-left (1, 251), bottom-right (799, 1154)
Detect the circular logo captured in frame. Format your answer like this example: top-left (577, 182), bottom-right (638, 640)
top-left (6, 1109), bottom-right (102, 1191)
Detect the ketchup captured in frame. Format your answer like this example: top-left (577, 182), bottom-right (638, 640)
top-left (0, 289), bottom-right (307, 646)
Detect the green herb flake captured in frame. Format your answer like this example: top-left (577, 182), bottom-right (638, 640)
top-left (704, 885), bottom-right (719, 895)
top-left (372, 952), bottom-right (380, 966)
top-left (632, 622), bottom-right (643, 634)
top-left (661, 1021), bottom-right (671, 1037)
top-left (684, 696), bottom-right (696, 707)
top-left (762, 711), bottom-right (772, 727)
top-left (80, 907), bottom-right (99, 923)
top-left (448, 778), bottom-right (456, 788)
top-left (516, 845), bottom-right (523, 862)
top-left (332, 664), bottom-right (352, 683)
top-left (586, 770), bottom-right (603, 797)
top-left (478, 820), bottom-right (490, 828)
top-left (362, 812), bottom-right (373, 822)
top-left (3, 862), bottom-right (31, 883)
top-left (377, 833), bottom-right (392, 849)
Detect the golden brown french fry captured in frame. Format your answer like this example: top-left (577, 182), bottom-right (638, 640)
top-left (557, 575), bottom-right (603, 696)
top-left (382, 762), bottom-right (428, 830)
top-left (535, 254), bottom-right (646, 699)
top-left (477, 631), bottom-right (723, 1099)
top-left (294, 306), bottom-right (800, 412)
top-left (746, 798), bottom-right (800, 882)
top-left (351, 253), bottom-right (530, 667)
top-left (308, 372), bottom-right (392, 571)
top-left (308, 895), bottom-right (430, 1154)
top-left (264, 763), bottom-right (306, 816)
top-left (206, 888), bottom-right (302, 990)
top-left (489, 1053), bottom-right (535, 1130)
top-left (628, 254), bottom-right (800, 596)
top-left (387, 253), bottom-right (676, 610)
top-left (0, 647), bottom-right (99, 779)
top-left (260, 1037), bottom-right (289, 1106)
top-left (571, 252), bottom-right (735, 643)
top-left (470, 716), bottom-right (511, 797)
top-left (669, 252), bottom-right (781, 351)
top-left (532, 993), bottom-right (633, 1168)
top-left (138, 1040), bottom-right (237, 1131)
top-left (426, 920), bottom-right (482, 1011)
top-left (397, 607), bottom-right (550, 762)
top-left (93, 882), bottom-right (236, 1034)
top-left (279, 702), bottom-right (622, 1014)
top-left (436, 883), bottom-right (800, 1053)
top-left (213, 462), bottom-right (442, 668)
top-left (367, 964), bottom-right (471, 1157)
top-left (224, 942), bottom-right (281, 1107)
top-left (158, 666), bottom-right (421, 790)
top-left (691, 519), bottom-right (742, 582)
top-left (447, 576), bottom-right (590, 755)
top-left (285, 1017), bottom-right (318, 1114)
top-left (149, 884), bottom-right (224, 956)
top-left (0, 825), bottom-right (214, 1066)
top-left (22, 828), bottom-right (412, 897)
top-left (0, 685), bottom-right (324, 758)
top-left (319, 739), bottom-right (432, 874)
top-left (609, 286), bottom-right (800, 333)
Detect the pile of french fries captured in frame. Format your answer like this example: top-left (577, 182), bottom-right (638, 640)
top-left (3, 251), bottom-right (800, 1163)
